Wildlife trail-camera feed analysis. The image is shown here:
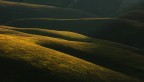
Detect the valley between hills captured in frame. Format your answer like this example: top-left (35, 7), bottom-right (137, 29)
top-left (0, 1), bottom-right (144, 82)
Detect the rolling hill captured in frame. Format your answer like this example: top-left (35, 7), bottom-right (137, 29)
top-left (118, 1), bottom-right (144, 22)
top-left (3, 34), bottom-right (139, 82)
top-left (118, 0), bottom-right (144, 22)
top-left (4, 18), bottom-right (144, 49)
top-left (119, 10), bottom-right (144, 22)
top-left (68, 0), bottom-right (144, 17)
top-left (68, 0), bottom-right (122, 17)
top-left (0, 1), bottom-right (97, 24)
top-left (0, 25), bottom-right (144, 81)
top-left (3, 0), bottom-right (74, 7)
top-left (0, 26), bottom-right (143, 82)
top-left (0, 0), bottom-right (143, 82)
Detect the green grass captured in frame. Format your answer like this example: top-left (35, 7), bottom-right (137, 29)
top-left (0, 27), bottom-right (142, 82)
top-left (0, 26), bottom-right (144, 81)
top-left (4, 18), bottom-right (144, 48)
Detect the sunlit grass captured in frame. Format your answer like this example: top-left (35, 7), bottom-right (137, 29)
top-left (0, 26), bottom-right (143, 82)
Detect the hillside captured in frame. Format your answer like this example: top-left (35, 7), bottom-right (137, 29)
top-left (2, 35), bottom-right (139, 82)
top-left (0, 0), bottom-right (143, 82)
top-left (119, 10), bottom-right (144, 22)
top-left (68, 0), bottom-right (144, 17)
top-left (0, 26), bottom-right (143, 82)
top-left (4, 18), bottom-right (144, 48)
top-left (0, 1), bottom-right (97, 24)
top-left (118, 1), bottom-right (144, 22)
top-left (3, 0), bottom-right (74, 7)
top-left (118, 0), bottom-right (144, 22)
top-left (0, 25), bottom-right (144, 81)
top-left (68, 0), bottom-right (122, 17)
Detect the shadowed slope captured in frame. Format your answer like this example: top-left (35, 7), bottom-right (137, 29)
top-left (4, 18), bottom-right (144, 48)
top-left (119, 10), bottom-right (144, 22)
top-left (0, 26), bottom-right (144, 80)
top-left (68, 0), bottom-right (122, 17)
top-left (0, 33), bottom-right (142, 82)
top-left (0, 25), bottom-right (142, 52)
top-left (4, 0), bottom-right (74, 7)
top-left (1, 26), bottom-right (92, 42)
top-left (118, 1), bottom-right (144, 22)
top-left (0, 1), bottom-right (97, 24)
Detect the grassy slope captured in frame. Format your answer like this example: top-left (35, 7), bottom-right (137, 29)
top-left (0, 26), bottom-right (92, 42)
top-left (0, 1), bottom-right (97, 24)
top-left (68, 0), bottom-right (122, 17)
top-left (118, 2), bottom-right (144, 22)
top-left (4, 18), bottom-right (144, 48)
top-left (0, 26), bottom-right (144, 81)
top-left (0, 28), bottom-right (142, 82)
top-left (119, 10), bottom-right (144, 22)
top-left (1, 25), bottom-right (142, 51)
top-left (4, 0), bottom-right (74, 7)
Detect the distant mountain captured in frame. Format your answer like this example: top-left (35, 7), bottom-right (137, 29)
top-left (0, 1), bottom-right (97, 24)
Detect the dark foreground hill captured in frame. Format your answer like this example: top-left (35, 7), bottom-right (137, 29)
top-left (0, 1), bottom-right (97, 24)
top-left (0, 25), bottom-right (144, 81)
top-left (4, 18), bottom-right (144, 48)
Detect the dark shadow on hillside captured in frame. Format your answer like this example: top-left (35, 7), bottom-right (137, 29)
top-left (38, 43), bottom-right (144, 81)
top-left (5, 18), bottom-right (144, 49)
top-left (0, 56), bottom-right (82, 82)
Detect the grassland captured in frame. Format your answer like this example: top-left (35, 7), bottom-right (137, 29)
top-left (4, 18), bottom-right (144, 48)
top-left (68, 0), bottom-right (122, 17)
top-left (4, 0), bottom-right (74, 7)
top-left (0, 25), bottom-right (144, 82)
top-left (119, 10), bottom-right (144, 22)
top-left (0, 1), bottom-right (97, 24)
top-left (0, 1), bottom-right (144, 82)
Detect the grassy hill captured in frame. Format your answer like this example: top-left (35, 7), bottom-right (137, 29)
top-left (118, 1), bottom-right (144, 22)
top-left (0, 25), bottom-right (144, 81)
top-left (4, 18), bottom-right (144, 48)
top-left (3, 34), bottom-right (138, 82)
top-left (68, 0), bottom-right (122, 17)
top-left (0, 1), bottom-right (143, 82)
top-left (3, 0), bottom-right (74, 7)
top-left (119, 10), bottom-right (144, 22)
top-left (0, 26), bottom-right (143, 82)
top-left (0, 1), bottom-right (97, 24)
